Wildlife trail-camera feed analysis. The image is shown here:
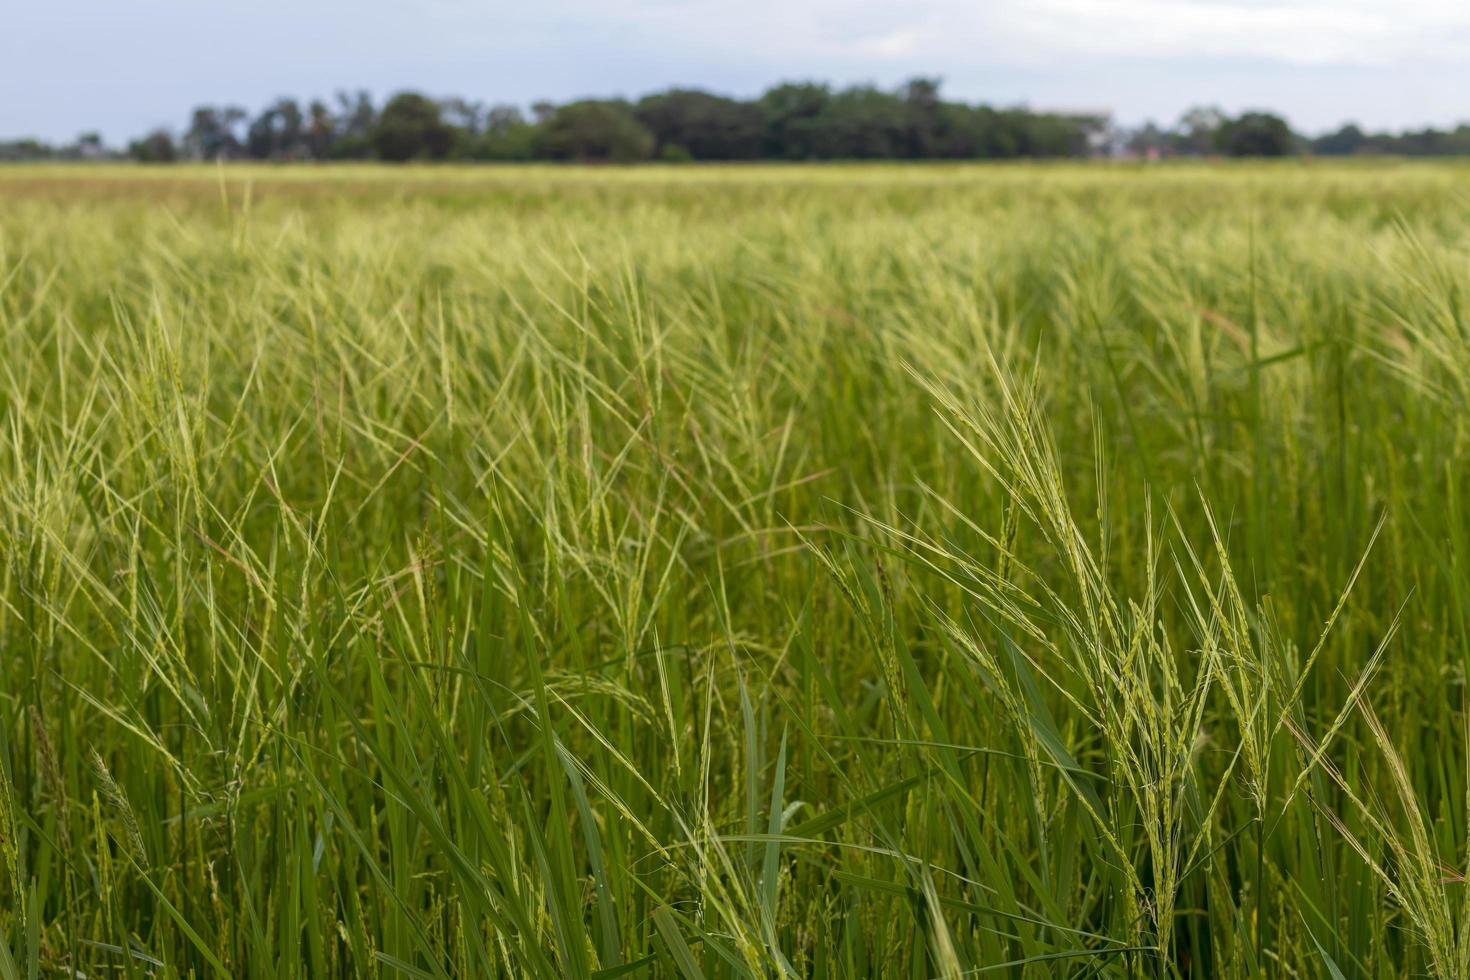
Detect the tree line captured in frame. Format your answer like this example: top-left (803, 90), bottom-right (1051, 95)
top-left (2, 80), bottom-right (1466, 163)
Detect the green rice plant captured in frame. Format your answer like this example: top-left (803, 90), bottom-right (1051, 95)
top-left (0, 161), bottom-right (1468, 977)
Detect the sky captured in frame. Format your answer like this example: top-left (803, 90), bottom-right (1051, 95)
top-left (5, 0), bottom-right (1470, 144)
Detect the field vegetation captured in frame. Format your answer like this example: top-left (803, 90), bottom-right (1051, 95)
top-left (2, 161), bottom-right (1470, 977)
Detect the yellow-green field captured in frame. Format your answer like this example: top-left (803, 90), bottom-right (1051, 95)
top-left (3, 162), bottom-right (1470, 977)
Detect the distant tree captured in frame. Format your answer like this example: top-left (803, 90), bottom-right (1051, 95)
top-left (68, 77), bottom-right (1470, 166)
top-left (486, 105), bottom-right (526, 133)
top-left (1386, 126), bottom-right (1470, 156)
top-left (74, 131), bottom-right (105, 159)
top-left (1446, 125), bottom-right (1470, 155)
top-left (753, 79), bottom-right (1084, 161)
top-left (906, 101), bottom-right (999, 158)
top-left (1217, 111), bottom-right (1295, 157)
top-left (901, 77), bottom-right (944, 158)
top-left (440, 97), bottom-right (486, 136)
top-left (0, 139), bottom-right (57, 161)
top-left (759, 82), bottom-right (830, 159)
top-left (634, 89), bottom-right (764, 160)
top-left (1174, 105), bottom-right (1226, 155)
top-left (129, 129), bottom-right (178, 162)
top-left (4, 133), bottom-right (116, 161)
top-left (184, 105), bottom-right (246, 160)
top-left (809, 86), bottom-right (910, 158)
top-left (537, 101), bottom-right (653, 162)
top-left (372, 92), bottom-right (454, 161)
top-left (1312, 123), bottom-right (1369, 156)
top-left (304, 100), bottom-right (335, 160)
top-left (1397, 128), bottom-right (1440, 155)
top-left (247, 98), bottom-right (307, 159)
top-left (332, 90), bottom-right (377, 159)
top-left (440, 97), bottom-right (485, 158)
top-left (1017, 111), bottom-right (1106, 157)
top-left (471, 105), bottom-right (537, 161)
top-left (1128, 121), bottom-right (1170, 157)
top-left (924, 103), bottom-right (999, 158)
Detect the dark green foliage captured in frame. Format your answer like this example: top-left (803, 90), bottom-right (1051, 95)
top-left (1217, 110), bottom-right (1295, 156)
top-left (463, 105), bottom-right (539, 161)
top-left (1314, 122), bottom-right (1370, 155)
top-left (536, 100), bottom-right (654, 162)
top-left (372, 91), bottom-right (454, 162)
top-left (247, 97), bottom-right (308, 160)
top-left (10, 80), bottom-right (1470, 164)
top-left (759, 81), bottom-right (833, 159)
top-left (1312, 121), bottom-right (1470, 156)
top-left (635, 89), bottom-right (765, 160)
top-left (112, 78), bottom-right (1112, 163)
top-left (125, 128), bottom-right (177, 162)
top-left (183, 105), bottom-right (247, 160)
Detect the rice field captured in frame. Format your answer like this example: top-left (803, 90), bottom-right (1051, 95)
top-left (3, 161), bottom-right (1470, 977)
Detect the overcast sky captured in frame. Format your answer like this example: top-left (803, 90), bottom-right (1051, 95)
top-left (5, 0), bottom-right (1470, 143)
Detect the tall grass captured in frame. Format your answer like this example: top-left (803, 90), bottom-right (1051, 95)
top-left (1, 161), bottom-right (1468, 976)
